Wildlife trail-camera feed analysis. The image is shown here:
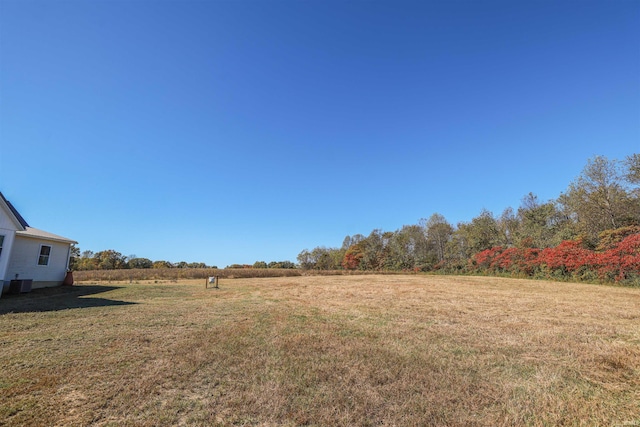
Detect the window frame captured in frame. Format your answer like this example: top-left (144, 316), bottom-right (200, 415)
top-left (0, 235), bottom-right (4, 258)
top-left (38, 244), bottom-right (52, 266)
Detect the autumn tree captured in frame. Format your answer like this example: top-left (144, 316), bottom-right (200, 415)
top-left (596, 225), bottom-right (640, 251)
top-left (153, 260), bottom-right (173, 269)
top-left (342, 243), bottom-right (364, 270)
top-left (94, 250), bottom-right (127, 270)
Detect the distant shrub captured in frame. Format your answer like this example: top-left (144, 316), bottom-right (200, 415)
top-left (464, 233), bottom-right (640, 286)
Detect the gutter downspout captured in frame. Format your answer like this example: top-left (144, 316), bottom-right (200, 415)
top-left (62, 244), bottom-right (74, 286)
top-left (65, 245), bottom-right (71, 271)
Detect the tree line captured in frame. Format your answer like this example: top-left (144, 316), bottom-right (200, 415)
top-left (69, 249), bottom-right (215, 271)
top-left (297, 154), bottom-right (640, 285)
top-left (70, 249), bottom-right (297, 271)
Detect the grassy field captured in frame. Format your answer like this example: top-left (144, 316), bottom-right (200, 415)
top-left (1, 275), bottom-right (639, 426)
top-left (72, 267), bottom-right (305, 282)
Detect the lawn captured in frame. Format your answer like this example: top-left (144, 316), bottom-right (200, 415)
top-left (1, 275), bottom-right (639, 426)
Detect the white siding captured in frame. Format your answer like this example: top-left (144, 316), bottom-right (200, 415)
top-left (0, 204), bottom-right (19, 283)
top-left (0, 232), bottom-right (17, 284)
top-left (0, 208), bottom-right (19, 230)
top-left (6, 236), bottom-right (70, 286)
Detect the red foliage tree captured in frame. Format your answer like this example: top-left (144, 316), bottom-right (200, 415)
top-left (342, 245), bottom-right (364, 270)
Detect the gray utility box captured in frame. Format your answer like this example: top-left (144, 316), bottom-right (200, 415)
top-left (9, 279), bottom-right (33, 294)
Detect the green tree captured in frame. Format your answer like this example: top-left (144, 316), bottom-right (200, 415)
top-left (268, 261), bottom-right (296, 269)
top-left (76, 250), bottom-right (98, 270)
top-left (458, 210), bottom-right (501, 257)
top-left (623, 153), bottom-right (640, 223)
top-left (443, 227), bottom-right (469, 271)
top-left (253, 261), bottom-right (268, 268)
top-left (423, 213), bottom-right (454, 264)
top-left (560, 155), bottom-right (638, 244)
top-left (624, 153), bottom-right (640, 186)
top-left (188, 262), bottom-right (209, 268)
top-left (515, 193), bottom-right (567, 248)
top-left (341, 234), bottom-right (365, 250)
top-left (357, 230), bottom-right (392, 270)
top-left (128, 257), bottom-right (153, 269)
top-left (68, 244), bottom-right (80, 270)
top-left (297, 247), bottom-right (343, 270)
top-left (312, 247), bottom-right (334, 270)
top-left (385, 225), bottom-right (429, 270)
top-left (297, 249), bottom-right (315, 270)
top-left (497, 207), bottom-right (519, 247)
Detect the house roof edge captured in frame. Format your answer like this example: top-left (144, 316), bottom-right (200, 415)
top-left (0, 191), bottom-right (29, 229)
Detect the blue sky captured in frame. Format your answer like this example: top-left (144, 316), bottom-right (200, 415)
top-left (1, 0), bottom-right (638, 267)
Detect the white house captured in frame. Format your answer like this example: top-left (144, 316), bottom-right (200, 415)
top-left (0, 192), bottom-right (76, 292)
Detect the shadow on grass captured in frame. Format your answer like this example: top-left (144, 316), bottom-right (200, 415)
top-left (0, 285), bottom-right (137, 314)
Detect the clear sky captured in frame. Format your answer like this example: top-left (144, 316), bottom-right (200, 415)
top-left (1, 0), bottom-right (638, 267)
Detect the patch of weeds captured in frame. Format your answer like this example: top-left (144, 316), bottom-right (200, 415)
top-left (0, 399), bottom-right (36, 421)
top-left (289, 313), bottom-right (308, 320)
top-left (337, 327), bottom-right (367, 338)
top-left (0, 402), bottom-right (23, 418)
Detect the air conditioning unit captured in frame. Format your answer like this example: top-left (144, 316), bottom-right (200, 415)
top-left (9, 279), bottom-right (33, 294)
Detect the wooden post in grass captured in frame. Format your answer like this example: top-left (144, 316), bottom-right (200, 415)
top-left (207, 276), bottom-right (219, 289)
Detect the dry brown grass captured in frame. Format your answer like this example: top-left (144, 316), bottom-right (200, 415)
top-left (72, 268), bottom-right (403, 283)
top-left (73, 268), bottom-right (304, 282)
top-left (1, 275), bottom-right (639, 426)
